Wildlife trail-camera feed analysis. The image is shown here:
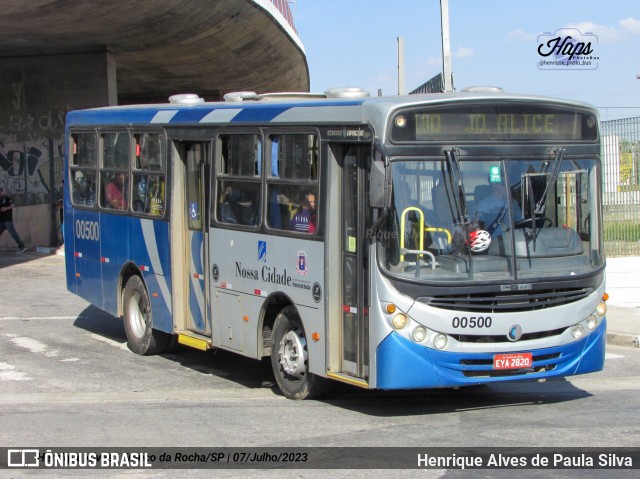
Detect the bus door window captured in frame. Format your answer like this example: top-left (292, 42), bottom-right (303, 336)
top-left (70, 132), bottom-right (97, 207)
top-left (340, 144), bottom-right (371, 376)
top-left (215, 134), bottom-right (262, 227)
top-left (266, 133), bottom-right (318, 232)
top-left (132, 133), bottom-right (166, 216)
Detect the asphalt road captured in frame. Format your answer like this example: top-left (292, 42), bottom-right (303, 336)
top-left (1, 253), bottom-right (639, 478)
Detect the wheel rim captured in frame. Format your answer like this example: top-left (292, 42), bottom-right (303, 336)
top-left (128, 291), bottom-right (147, 339)
top-left (277, 327), bottom-right (308, 379)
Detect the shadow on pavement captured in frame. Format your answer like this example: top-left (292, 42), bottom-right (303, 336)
top-left (71, 304), bottom-right (594, 416)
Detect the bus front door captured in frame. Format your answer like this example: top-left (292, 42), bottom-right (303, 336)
top-left (340, 145), bottom-right (370, 380)
top-left (183, 142), bottom-right (210, 336)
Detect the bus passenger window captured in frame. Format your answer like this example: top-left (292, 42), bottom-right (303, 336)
top-left (73, 133), bottom-right (97, 167)
top-left (136, 133), bottom-right (166, 171)
top-left (101, 132), bottom-right (130, 170)
top-left (70, 132), bottom-right (97, 207)
top-left (70, 169), bottom-right (96, 207)
top-left (218, 181), bottom-right (259, 226)
top-left (290, 190), bottom-right (317, 233)
top-left (103, 172), bottom-right (128, 210)
top-left (132, 133), bottom-right (166, 217)
top-left (215, 133), bottom-right (262, 228)
top-left (266, 133), bottom-right (318, 233)
top-left (133, 174), bottom-right (165, 215)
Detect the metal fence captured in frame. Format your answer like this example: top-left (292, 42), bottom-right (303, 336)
top-left (601, 116), bottom-right (640, 257)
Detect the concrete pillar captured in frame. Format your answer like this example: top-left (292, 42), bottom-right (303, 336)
top-left (0, 50), bottom-right (117, 249)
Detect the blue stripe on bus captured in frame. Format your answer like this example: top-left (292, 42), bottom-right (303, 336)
top-left (229, 105), bottom-right (294, 122)
top-left (170, 109), bottom-right (214, 123)
top-left (188, 231), bottom-right (205, 331)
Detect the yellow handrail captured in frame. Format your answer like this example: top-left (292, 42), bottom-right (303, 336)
top-left (425, 227), bottom-right (452, 244)
top-left (400, 207), bottom-right (424, 262)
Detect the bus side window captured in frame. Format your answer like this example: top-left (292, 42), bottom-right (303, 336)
top-left (218, 180), bottom-right (259, 226)
top-left (70, 169), bottom-right (96, 207)
top-left (70, 132), bottom-right (97, 207)
top-left (101, 132), bottom-right (130, 170)
top-left (132, 133), bottom-right (166, 217)
top-left (215, 133), bottom-right (261, 227)
top-left (266, 133), bottom-right (318, 233)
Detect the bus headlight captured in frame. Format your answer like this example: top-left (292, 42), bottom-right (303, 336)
top-left (586, 315), bottom-right (598, 331)
top-left (411, 325), bottom-right (428, 343)
top-left (433, 334), bottom-right (448, 350)
top-left (392, 313), bottom-right (408, 330)
top-left (572, 324), bottom-right (585, 339)
top-left (596, 302), bottom-right (607, 316)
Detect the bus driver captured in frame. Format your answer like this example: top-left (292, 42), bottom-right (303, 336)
top-left (475, 171), bottom-right (521, 237)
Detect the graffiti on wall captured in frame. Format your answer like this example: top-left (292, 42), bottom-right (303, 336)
top-left (1, 81), bottom-right (68, 204)
top-left (0, 137), bottom-right (59, 199)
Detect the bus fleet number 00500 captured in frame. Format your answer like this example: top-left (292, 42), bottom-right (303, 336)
top-left (75, 219), bottom-right (100, 241)
top-left (452, 316), bottom-right (492, 328)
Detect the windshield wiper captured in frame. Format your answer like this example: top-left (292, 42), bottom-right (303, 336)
top-left (443, 148), bottom-right (470, 226)
top-left (535, 147), bottom-right (565, 216)
top-left (520, 147), bottom-right (565, 258)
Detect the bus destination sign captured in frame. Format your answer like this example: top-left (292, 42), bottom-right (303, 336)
top-left (391, 105), bottom-right (598, 142)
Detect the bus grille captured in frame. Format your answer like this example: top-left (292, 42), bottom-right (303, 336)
top-left (423, 287), bottom-right (594, 313)
top-left (452, 327), bottom-right (566, 343)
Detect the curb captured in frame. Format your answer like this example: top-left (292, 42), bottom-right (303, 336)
top-left (606, 332), bottom-right (640, 348)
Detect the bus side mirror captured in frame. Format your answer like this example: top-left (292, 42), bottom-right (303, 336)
top-left (370, 160), bottom-right (388, 208)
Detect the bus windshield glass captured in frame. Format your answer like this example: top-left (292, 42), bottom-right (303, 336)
top-left (378, 156), bottom-right (604, 282)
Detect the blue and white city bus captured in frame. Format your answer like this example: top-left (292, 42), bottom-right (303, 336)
top-left (64, 88), bottom-right (607, 399)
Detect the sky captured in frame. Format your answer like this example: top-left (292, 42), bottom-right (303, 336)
top-left (290, 0), bottom-right (640, 121)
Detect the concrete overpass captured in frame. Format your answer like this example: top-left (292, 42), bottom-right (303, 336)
top-left (0, 0), bottom-right (308, 249)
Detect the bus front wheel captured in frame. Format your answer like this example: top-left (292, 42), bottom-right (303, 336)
top-left (271, 307), bottom-right (327, 400)
top-left (123, 275), bottom-right (168, 355)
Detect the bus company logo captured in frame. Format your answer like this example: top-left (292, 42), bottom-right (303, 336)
top-left (508, 324), bottom-right (523, 342)
top-left (537, 28), bottom-right (598, 70)
top-left (296, 251), bottom-right (308, 275)
top-left (258, 241), bottom-right (267, 262)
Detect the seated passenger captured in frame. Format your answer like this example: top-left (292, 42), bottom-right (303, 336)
top-left (105, 172), bottom-right (127, 210)
top-left (290, 192), bottom-right (316, 233)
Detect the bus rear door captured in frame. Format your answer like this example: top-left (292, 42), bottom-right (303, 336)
top-left (176, 141), bottom-right (211, 337)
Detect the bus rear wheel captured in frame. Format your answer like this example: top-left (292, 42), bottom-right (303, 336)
top-left (123, 275), bottom-right (169, 355)
top-left (271, 306), bottom-right (327, 400)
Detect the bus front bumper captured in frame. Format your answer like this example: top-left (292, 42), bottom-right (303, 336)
top-left (375, 318), bottom-right (606, 390)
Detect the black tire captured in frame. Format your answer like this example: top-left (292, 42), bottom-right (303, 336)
top-left (271, 306), bottom-right (328, 400)
top-left (122, 275), bottom-right (169, 355)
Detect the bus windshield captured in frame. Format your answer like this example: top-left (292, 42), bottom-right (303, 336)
top-left (379, 156), bottom-right (604, 283)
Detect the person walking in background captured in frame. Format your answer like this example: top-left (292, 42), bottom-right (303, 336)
top-left (0, 187), bottom-right (27, 254)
